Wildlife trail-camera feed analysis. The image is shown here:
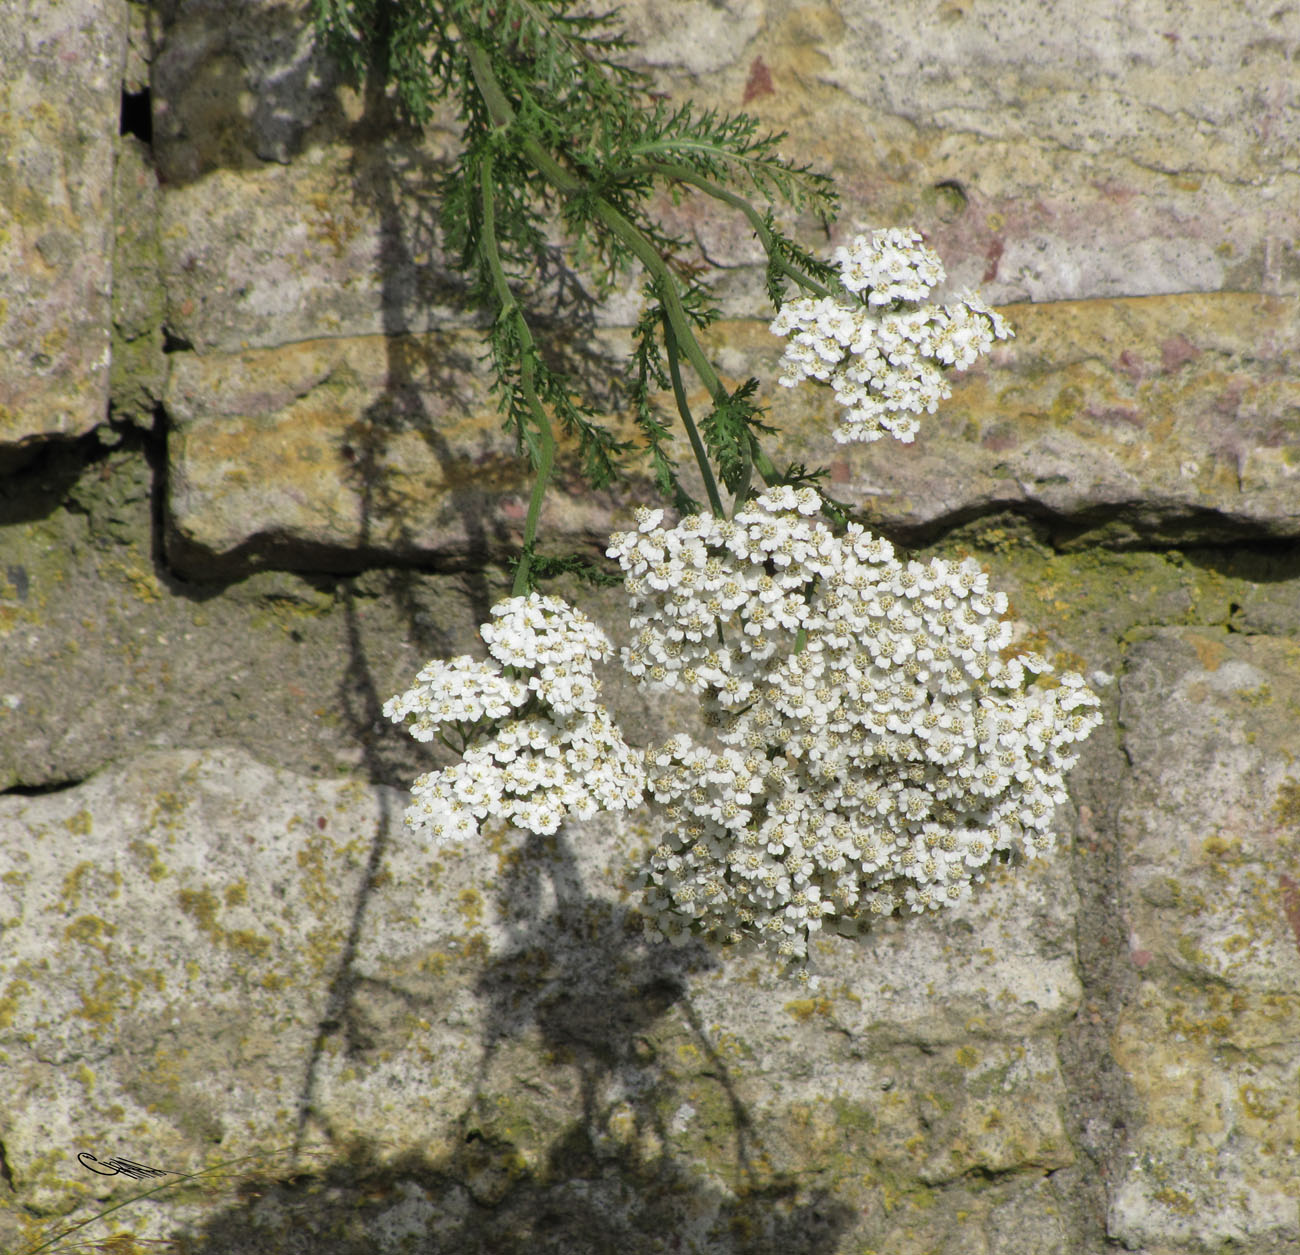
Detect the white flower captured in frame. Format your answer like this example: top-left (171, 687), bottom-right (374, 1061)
top-left (386, 594), bottom-right (646, 842)
top-left (770, 228), bottom-right (1013, 445)
top-left (611, 489), bottom-right (1102, 965)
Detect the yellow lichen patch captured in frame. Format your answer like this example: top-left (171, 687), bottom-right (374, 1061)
top-left (128, 839), bottom-right (168, 882)
top-left (456, 887), bottom-right (484, 930)
top-left (64, 809), bottom-right (93, 837)
top-left (1152, 1188), bottom-right (1197, 1216)
top-left (177, 885), bottom-right (274, 960)
top-left (1273, 778), bottom-right (1300, 827)
top-left (224, 929), bottom-right (272, 958)
top-left (295, 832), bottom-right (344, 918)
top-left (0, 978), bottom-right (30, 1029)
top-left (60, 859), bottom-right (110, 910)
top-left (784, 996), bottom-right (833, 1022)
top-left (77, 969), bottom-right (126, 1024)
top-left (707, 1029), bottom-right (753, 1063)
top-left (178, 886), bottom-right (220, 934)
top-left (1238, 1083), bottom-right (1283, 1123)
top-left (1201, 834), bottom-right (1245, 863)
top-left (103, 553), bottom-right (163, 604)
top-left (64, 914), bottom-right (117, 955)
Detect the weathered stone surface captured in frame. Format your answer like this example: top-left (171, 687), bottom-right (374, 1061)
top-left (5, 447), bottom-right (1300, 1251)
top-left (149, 0), bottom-right (481, 354)
top-left (0, 0), bottom-right (125, 464)
top-left (163, 332), bottom-right (648, 576)
top-left (1, 745), bottom-right (1087, 1253)
top-left (0, 434), bottom-right (508, 792)
top-left (162, 294), bottom-right (1300, 577)
top-left (632, 0), bottom-right (1300, 313)
top-left (768, 292), bottom-right (1300, 546)
top-left (1109, 628), bottom-right (1300, 1250)
top-left (4, 1), bottom-right (1300, 1250)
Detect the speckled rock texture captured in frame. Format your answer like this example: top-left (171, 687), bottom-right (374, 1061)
top-left (0, 0), bottom-right (127, 466)
top-left (2, 0), bottom-right (1299, 1252)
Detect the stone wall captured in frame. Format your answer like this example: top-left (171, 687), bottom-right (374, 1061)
top-left (2, 1), bottom-right (1298, 1252)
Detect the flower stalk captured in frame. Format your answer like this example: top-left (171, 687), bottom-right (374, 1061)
top-left (474, 148), bottom-right (556, 596)
top-left (464, 36), bottom-right (774, 517)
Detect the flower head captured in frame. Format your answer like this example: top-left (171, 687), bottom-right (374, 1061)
top-left (385, 594), bottom-right (645, 841)
top-left (610, 489), bottom-right (1101, 964)
top-left (770, 229), bottom-right (1013, 445)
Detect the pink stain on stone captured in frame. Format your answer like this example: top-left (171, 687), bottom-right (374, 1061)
top-left (981, 238), bottom-right (1004, 284)
top-left (1280, 874), bottom-right (1300, 954)
top-left (1117, 350), bottom-right (1148, 382)
top-left (1160, 334), bottom-right (1201, 373)
top-left (742, 56), bottom-right (774, 105)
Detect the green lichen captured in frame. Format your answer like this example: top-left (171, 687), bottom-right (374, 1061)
top-left (177, 885), bottom-right (274, 959)
top-left (129, 839), bottom-right (169, 882)
top-left (64, 914), bottom-right (117, 954)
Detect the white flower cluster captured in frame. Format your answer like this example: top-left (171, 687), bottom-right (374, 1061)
top-left (383, 594), bottom-right (646, 840)
top-left (769, 228), bottom-right (1013, 445)
top-left (607, 488), bottom-right (1101, 963)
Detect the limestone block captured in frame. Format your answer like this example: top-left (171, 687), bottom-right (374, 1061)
top-left (630, 0), bottom-right (1300, 311)
top-left (713, 293), bottom-right (1300, 546)
top-left (150, 0), bottom-right (482, 355)
top-left (1108, 628), bottom-right (1300, 1249)
top-left (0, 0), bottom-right (126, 463)
top-left (162, 333), bottom-right (647, 577)
top-left (0, 746), bottom-right (1085, 1252)
top-left (161, 293), bottom-right (1300, 579)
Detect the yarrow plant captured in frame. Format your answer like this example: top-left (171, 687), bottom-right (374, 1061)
top-left (317, 0), bottom-right (1101, 972)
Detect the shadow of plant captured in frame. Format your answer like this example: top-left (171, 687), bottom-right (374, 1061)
top-left (147, 833), bottom-right (853, 1254)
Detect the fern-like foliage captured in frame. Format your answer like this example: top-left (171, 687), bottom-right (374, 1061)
top-left (313, 0), bottom-right (847, 590)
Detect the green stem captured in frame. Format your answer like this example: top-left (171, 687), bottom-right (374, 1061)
top-left (476, 148), bottom-right (556, 598)
top-left (731, 435), bottom-right (753, 517)
top-left (23, 1147), bottom-right (312, 1255)
top-left (748, 433), bottom-right (781, 486)
top-left (621, 161), bottom-right (835, 300)
top-left (661, 309), bottom-right (725, 517)
top-left (464, 41), bottom-right (769, 509)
